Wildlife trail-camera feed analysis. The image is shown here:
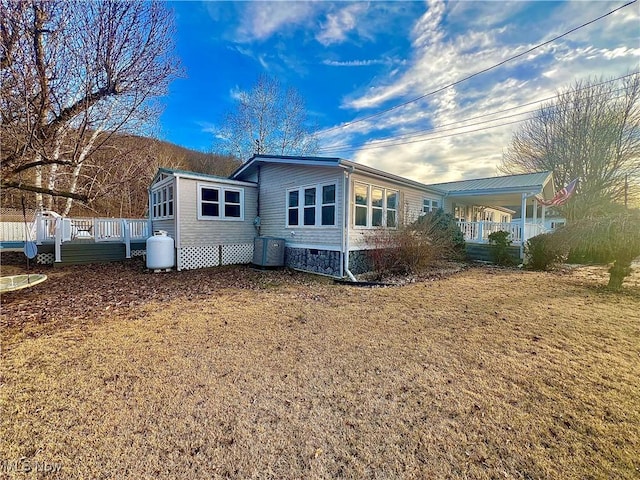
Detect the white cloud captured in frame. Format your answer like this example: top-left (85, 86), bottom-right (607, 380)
top-left (233, 2), bottom-right (320, 43)
top-left (315, 3), bottom-right (369, 46)
top-left (322, 58), bottom-right (395, 67)
top-left (319, 0), bottom-right (640, 184)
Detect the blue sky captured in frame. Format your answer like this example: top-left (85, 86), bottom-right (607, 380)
top-left (159, 0), bottom-right (639, 183)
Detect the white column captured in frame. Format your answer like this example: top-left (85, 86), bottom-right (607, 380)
top-left (520, 193), bottom-right (527, 259)
top-left (54, 218), bottom-right (62, 263)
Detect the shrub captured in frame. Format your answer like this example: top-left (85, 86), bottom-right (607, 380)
top-left (364, 209), bottom-right (465, 277)
top-left (525, 233), bottom-right (568, 271)
top-left (487, 230), bottom-right (515, 266)
top-left (553, 212), bottom-right (640, 290)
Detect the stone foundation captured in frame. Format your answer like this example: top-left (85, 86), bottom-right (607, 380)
top-left (347, 250), bottom-right (373, 275)
top-left (285, 247), bottom-right (342, 277)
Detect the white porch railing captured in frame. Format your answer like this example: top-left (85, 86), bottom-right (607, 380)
top-left (457, 221), bottom-right (546, 245)
top-left (34, 212), bottom-right (151, 262)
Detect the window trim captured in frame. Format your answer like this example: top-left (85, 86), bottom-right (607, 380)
top-left (422, 198), bottom-right (440, 214)
top-left (197, 182), bottom-right (245, 221)
top-left (286, 182), bottom-right (338, 228)
top-left (353, 181), bottom-right (399, 229)
top-left (151, 183), bottom-right (174, 220)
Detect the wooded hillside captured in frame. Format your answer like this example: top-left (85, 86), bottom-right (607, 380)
top-left (1, 134), bottom-right (241, 218)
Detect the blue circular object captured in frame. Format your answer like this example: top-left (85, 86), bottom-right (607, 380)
top-left (24, 241), bottom-right (38, 259)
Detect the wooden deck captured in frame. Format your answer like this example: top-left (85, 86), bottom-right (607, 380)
top-left (36, 240), bottom-right (147, 266)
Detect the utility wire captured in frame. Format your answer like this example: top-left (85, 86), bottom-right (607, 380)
top-left (319, 73), bottom-right (637, 152)
top-left (318, 74), bottom-right (637, 154)
top-left (318, 88), bottom-right (632, 154)
top-left (317, 0), bottom-right (637, 136)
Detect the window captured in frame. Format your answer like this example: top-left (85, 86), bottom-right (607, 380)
top-left (550, 221), bottom-right (565, 229)
top-left (288, 190), bottom-right (299, 226)
top-left (151, 184), bottom-right (174, 220)
top-left (354, 182), bottom-right (398, 228)
top-left (198, 184), bottom-right (244, 220)
top-left (387, 191), bottom-right (398, 228)
top-left (422, 198), bottom-right (440, 214)
top-left (371, 187), bottom-right (384, 227)
top-left (224, 190), bottom-right (241, 218)
top-left (322, 184), bottom-right (336, 226)
top-left (500, 214), bottom-right (509, 223)
top-left (354, 184), bottom-right (368, 227)
top-left (304, 187), bottom-right (316, 225)
top-left (287, 183), bottom-right (337, 227)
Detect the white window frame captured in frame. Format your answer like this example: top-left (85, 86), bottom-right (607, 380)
top-left (286, 183), bottom-right (337, 228)
top-left (422, 198), bottom-right (440, 214)
top-left (353, 182), bottom-right (398, 229)
top-left (197, 183), bottom-right (244, 221)
top-left (151, 182), bottom-right (174, 220)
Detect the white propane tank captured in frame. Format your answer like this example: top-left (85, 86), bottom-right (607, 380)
top-left (146, 230), bottom-right (175, 270)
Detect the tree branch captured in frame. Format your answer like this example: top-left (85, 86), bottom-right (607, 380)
top-left (1, 181), bottom-right (89, 202)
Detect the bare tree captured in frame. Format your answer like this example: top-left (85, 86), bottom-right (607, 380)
top-left (215, 74), bottom-right (318, 161)
top-left (501, 73), bottom-right (640, 219)
top-left (0, 0), bottom-right (180, 212)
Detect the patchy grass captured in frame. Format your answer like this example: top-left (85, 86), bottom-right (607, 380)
top-left (1, 257), bottom-right (639, 479)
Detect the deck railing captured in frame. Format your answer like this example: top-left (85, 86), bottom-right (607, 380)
top-left (457, 221), bottom-right (546, 245)
top-left (34, 212), bottom-right (151, 262)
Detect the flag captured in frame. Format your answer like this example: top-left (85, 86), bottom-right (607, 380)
top-left (536, 178), bottom-right (578, 207)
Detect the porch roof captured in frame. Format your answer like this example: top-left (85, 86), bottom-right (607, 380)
top-left (427, 171), bottom-right (555, 206)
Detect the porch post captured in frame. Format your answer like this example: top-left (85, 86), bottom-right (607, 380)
top-left (541, 204), bottom-right (546, 230)
top-left (123, 219), bottom-right (131, 259)
top-left (36, 211), bottom-right (43, 245)
top-left (533, 198), bottom-right (538, 224)
top-left (54, 218), bottom-right (62, 263)
top-left (520, 193), bottom-right (527, 259)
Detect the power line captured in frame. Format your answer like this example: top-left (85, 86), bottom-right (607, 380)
top-left (318, 87), bottom-right (633, 154)
top-left (317, 0), bottom-right (637, 136)
top-left (317, 73), bottom-right (638, 154)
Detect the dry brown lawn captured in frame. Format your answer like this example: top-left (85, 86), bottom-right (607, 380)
top-left (1, 257), bottom-right (639, 479)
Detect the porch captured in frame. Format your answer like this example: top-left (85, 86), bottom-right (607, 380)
top-left (457, 221), bottom-right (546, 245)
top-left (33, 212), bottom-right (151, 264)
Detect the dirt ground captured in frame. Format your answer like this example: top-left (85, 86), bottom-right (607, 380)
top-left (1, 255), bottom-right (639, 479)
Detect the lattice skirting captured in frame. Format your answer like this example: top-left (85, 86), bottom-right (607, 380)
top-left (36, 252), bottom-right (55, 265)
top-left (177, 243), bottom-right (253, 271)
top-left (131, 249), bottom-right (145, 257)
top-left (221, 243), bottom-right (254, 266)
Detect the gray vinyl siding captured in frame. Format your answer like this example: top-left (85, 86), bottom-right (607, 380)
top-left (177, 177), bottom-right (258, 247)
top-left (151, 219), bottom-right (176, 239)
top-left (348, 172), bottom-right (443, 250)
top-left (258, 164), bottom-right (344, 248)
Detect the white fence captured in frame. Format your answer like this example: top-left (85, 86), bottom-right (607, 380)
top-left (0, 222), bottom-right (34, 242)
top-left (457, 221), bottom-right (546, 244)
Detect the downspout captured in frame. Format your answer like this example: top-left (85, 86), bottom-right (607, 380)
top-left (254, 165), bottom-right (261, 236)
top-left (343, 166), bottom-right (357, 282)
top-left (174, 176), bottom-right (180, 269)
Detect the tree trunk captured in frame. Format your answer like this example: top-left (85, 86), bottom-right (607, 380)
top-left (607, 260), bottom-right (631, 291)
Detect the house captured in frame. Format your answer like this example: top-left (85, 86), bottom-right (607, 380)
top-left (149, 156), bottom-right (557, 276)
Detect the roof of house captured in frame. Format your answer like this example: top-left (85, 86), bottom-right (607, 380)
top-left (153, 167), bottom-right (257, 187)
top-left (231, 155), bottom-right (444, 194)
top-left (428, 171), bottom-right (554, 194)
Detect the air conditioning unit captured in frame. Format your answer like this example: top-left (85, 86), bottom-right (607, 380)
top-left (253, 237), bottom-right (285, 267)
